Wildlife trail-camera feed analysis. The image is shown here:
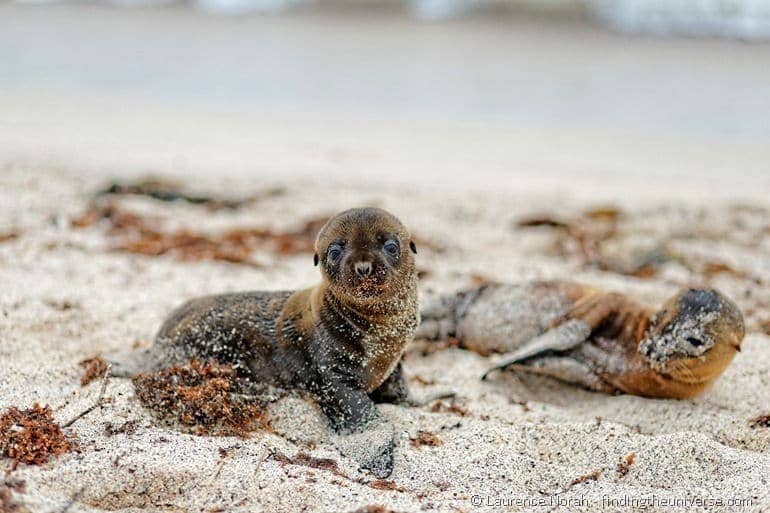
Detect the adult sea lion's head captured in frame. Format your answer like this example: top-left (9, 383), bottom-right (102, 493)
top-left (314, 207), bottom-right (417, 303)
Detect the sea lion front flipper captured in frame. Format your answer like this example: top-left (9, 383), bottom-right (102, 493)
top-left (311, 346), bottom-right (397, 477)
top-left (481, 319), bottom-right (591, 380)
top-left (316, 376), bottom-right (396, 477)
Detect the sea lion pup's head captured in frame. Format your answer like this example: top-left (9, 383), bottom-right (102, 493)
top-left (638, 288), bottom-right (745, 378)
top-left (314, 207), bottom-right (417, 303)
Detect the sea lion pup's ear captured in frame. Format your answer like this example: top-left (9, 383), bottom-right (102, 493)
top-left (314, 253), bottom-right (319, 266)
top-left (409, 241), bottom-right (417, 254)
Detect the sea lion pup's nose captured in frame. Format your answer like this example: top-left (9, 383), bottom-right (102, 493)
top-left (355, 261), bottom-right (373, 277)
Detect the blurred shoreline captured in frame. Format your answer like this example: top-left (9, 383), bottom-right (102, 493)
top-left (9, 0), bottom-right (770, 38)
top-left (10, 0), bottom-right (770, 36)
top-left (3, 4), bottom-right (770, 198)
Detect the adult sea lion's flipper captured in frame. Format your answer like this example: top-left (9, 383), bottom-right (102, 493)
top-left (481, 319), bottom-right (591, 380)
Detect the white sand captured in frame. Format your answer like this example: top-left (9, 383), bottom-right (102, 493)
top-left (1, 164), bottom-right (769, 513)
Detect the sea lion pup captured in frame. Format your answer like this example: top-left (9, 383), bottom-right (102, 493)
top-left (123, 207), bottom-right (419, 477)
top-left (416, 281), bottom-right (745, 398)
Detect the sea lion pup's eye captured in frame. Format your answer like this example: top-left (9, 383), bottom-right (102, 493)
top-left (383, 239), bottom-right (399, 256)
top-left (327, 243), bottom-right (344, 263)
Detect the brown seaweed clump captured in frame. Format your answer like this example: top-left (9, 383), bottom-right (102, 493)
top-left (269, 450), bottom-right (349, 479)
top-left (79, 355), bottom-right (109, 387)
top-left (428, 397), bottom-right (468, 417)
top-left (0, 233), bottom-right (18, 244)
top-left (409, 430), bottom-right (442, 449)
top-left (616, 452), bottom-right (636, 478)
top-left (132, 360), bottom-right (270, 437)
top-left (0, 404), bottom-right (73, 470)
top-left (349, 507), bottom-right (398, 513)
top-left (98, 179), bottom-right (262, 210)
top-left (71, 203), bottom-right (328, 266)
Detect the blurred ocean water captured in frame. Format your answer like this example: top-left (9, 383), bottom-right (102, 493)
top-left (3, 0), bottom-right (770, 187)
top-left (591, 0), bottom-right (770, 40)
top-left (14, 0), bottom-right (770, 39)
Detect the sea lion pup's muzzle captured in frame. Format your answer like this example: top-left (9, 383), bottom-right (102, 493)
top-left (314, 207), bottom-right (418, 302)
top-left (638, 288), bottom-right (745, 373)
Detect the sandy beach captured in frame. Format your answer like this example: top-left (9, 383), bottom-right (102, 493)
top-left (2, 5), bottom-right (770, 512)
top-left (1, 164), bottom-right (769, 513)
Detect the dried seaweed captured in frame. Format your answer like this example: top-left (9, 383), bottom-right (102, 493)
top-left (567, 469), bottom-right (601, 489)
top-left (133, 360), bottom-right (269, 437)
top-left (515, 208), bottom-right (620, 270)
top-left (71, 203), bottom-right (328, 266)
top-left (269, 450), bottom-right (409, 493)
top-left (0, 233), bottom-right (18, 244)
top-left (79, 356), bottom-right (109, 387)
top-left (409, 430), bottom-right (442, 449)
top-left (615, 452), bottom-right (636, 478)
top-left (748, 414), bottom-right (770, 429)
top-left (410, 374), bottom-right (435, 386)
top-left (546, 468), bottom-right (602, 504)
top-left (44, 300), bottom-right (77, 312)
top-left (98, 179), bottom-right (281, 210)
top-left (73, 199), bottom-right (439, 268)
top-left (269, 449), bottom-right (349, 479)
top-left (348, 507), bottom-right (398, 513)
top-left (429, 397), bottom-right (468, 417)
top-left (514, 205), bottom-right (767, 284)
top-left (0, 404), bottom-right (73, 470)
top-left (702, 261), bottom-right (747, 279)
top-left (366, 479), bottom-right (406, 492)
top-left (583, 206), bottom-right (623, 222)
top-left (516, 216), bottom-right (569, 229)
top-left (104, 420), bottom-right (139, 436)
